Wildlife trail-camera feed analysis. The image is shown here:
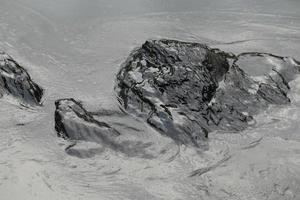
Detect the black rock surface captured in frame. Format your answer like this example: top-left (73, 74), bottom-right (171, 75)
top-left (0, 51), bottom-right (43, 105)
top-left (115, 39), bottom-right (300, 147)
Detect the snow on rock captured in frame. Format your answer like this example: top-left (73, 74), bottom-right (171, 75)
top-left (0, 51), bottom-right (43, 105)
top-left (115, 39), bottom-right (300, 147)
top-left (55, 98), bottom-right (120, 142)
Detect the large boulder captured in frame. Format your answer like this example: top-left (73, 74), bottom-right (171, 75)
top-left (0, 51), bottom-right (43, 105)
top-left (115, 39), bottom-right (300, 147)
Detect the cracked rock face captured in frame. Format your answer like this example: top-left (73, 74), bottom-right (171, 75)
top-left (55, 98), bottom-right (120, 143)
top-left (115, 39), bottom-right (300, 147)
top-left (0, 51), bottom-right (43, 105)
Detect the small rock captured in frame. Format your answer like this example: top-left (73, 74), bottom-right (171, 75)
top-left (55, 98), bottom-right (120, 143)
top-left (0, 51), bottom-right (43, 105)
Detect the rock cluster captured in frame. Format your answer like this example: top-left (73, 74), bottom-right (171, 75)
top-left (7, 40), bottom-right (299, 149)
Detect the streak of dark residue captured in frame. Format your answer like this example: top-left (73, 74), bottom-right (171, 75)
top-left (241, 137), bottom-right (263, 150)
top-left (189, 155), bottom-right (231, 177)
top-left (103, 168), bottom-right (121, 176)
top-left (65, 147), bottom-right (104, 159)
top-left (112, 122), bottom-right (142, 132)
top-left (90, 109), bottom-right (127, 117)
top-left (165, 144), bottom-right (180, 163)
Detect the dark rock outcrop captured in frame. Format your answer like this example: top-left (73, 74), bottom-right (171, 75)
top-left (115, 39), bottom-right (300, 147)
top-left (0, 51), bottom-right (43, 105)
top-left (55, 98), bottom-right (156, 158)
top-left (55, 98), bottom-right (120, 142)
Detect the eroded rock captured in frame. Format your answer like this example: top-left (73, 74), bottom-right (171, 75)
top-left (115, 39), bottom-right (300, 147)
top-left (55, 98), bottom-right (120, 142)
top-left (54, 98), bottom-right (156, 157)
top-left (0, 51), bottom-right (43, 105)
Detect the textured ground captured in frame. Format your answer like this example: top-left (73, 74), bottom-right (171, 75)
top-left (0, 0), bottom-right (300, 199)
